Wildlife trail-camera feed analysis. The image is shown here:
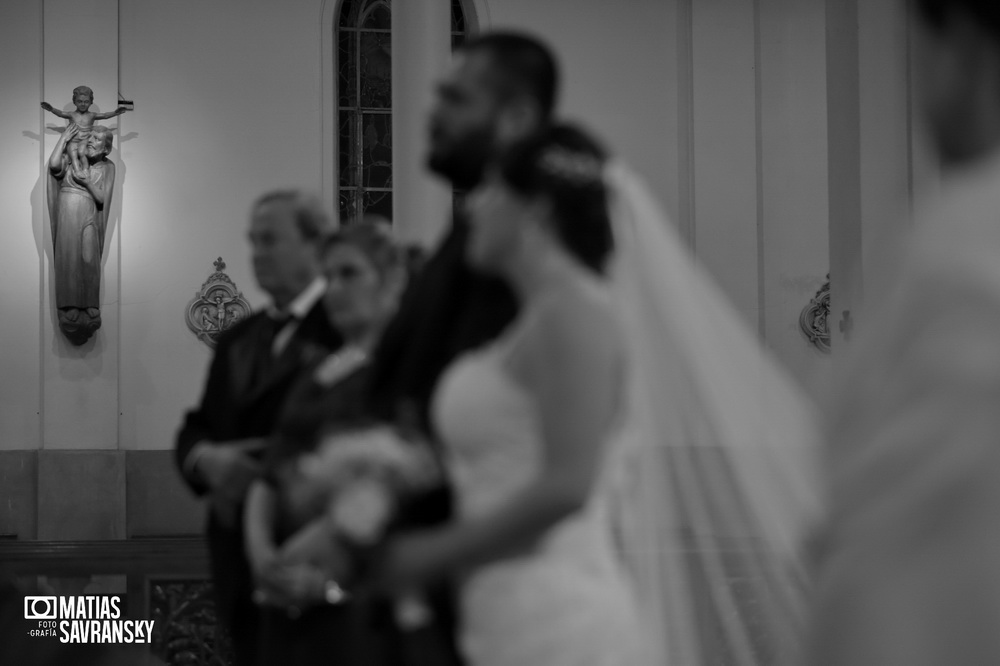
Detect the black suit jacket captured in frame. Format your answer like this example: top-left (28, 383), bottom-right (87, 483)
top-left (175, 300), bottom-right (342, 494)
top-left (366, 219), bottom-right (519, 431)
top-left (359, 219), bottom-right (515, 666)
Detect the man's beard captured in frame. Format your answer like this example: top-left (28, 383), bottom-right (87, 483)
top-left (427, 124), bottom-right (495, 190)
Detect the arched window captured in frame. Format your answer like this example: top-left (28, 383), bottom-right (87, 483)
top-left (336, 0), bottom-right (469, 226)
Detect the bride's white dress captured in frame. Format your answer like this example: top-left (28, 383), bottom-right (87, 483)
top-left (432, 321), bottom-right (644, 666)
top-left (423, 164), bottom-right (819, 666)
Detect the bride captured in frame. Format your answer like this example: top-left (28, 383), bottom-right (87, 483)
top-left (371, 124), bottom-right (644, 666)
top-left (292, 123), bottom-right (821, 665)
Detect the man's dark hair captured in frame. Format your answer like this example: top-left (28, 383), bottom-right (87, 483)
top-left (459, 31), bottom-right (559, 120)
top-left (915, 0), bottom-right (1000, 35)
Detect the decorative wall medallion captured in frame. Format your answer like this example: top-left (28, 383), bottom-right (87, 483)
top-left (185, 258), bottom-right (252, 349)
top-left (799, 275), bottom-right (831, 353)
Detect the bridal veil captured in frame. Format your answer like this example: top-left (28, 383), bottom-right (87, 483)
top-left (603, 163), bottom-right (822, 666)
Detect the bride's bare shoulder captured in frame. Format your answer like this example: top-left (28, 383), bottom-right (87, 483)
top-left (528, 276), bottom-right (621, 352)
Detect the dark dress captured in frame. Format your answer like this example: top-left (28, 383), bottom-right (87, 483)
top-left (256, 359), bottom-right (382, 666)
top-left (257, 358), bottom-right (460, 666)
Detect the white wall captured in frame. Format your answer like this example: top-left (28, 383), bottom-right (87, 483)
top-left (485, 0), bottom-right (678, 220)
top-left (827, 0), bottom-right (926, 366)
top-left (0, 0), bottom-right (330, 453)
top-left (117, 0), bottom-right (327, 450)
top-left (0, 0), bottom-right (42, 450)
top-left (758, 0), bottom-right (832, 393)
top-left (0, 0), bottom-right (907, 455)
top-left (41, 0), bottom-right (120, 450)
top-left (487, 0), bottom-right (831, 392)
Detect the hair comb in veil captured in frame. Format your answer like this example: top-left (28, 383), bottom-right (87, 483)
top-left (536, 146), bottom-right (605, 188)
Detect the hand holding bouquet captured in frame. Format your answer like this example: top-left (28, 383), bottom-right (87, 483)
top-left (266, 424), bottom-right (443, 613)
top-left (310, 425), bottom-right (441, 544)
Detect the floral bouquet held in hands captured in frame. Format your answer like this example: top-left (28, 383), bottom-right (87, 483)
top-left (307, 425), bottom-right (440, 543)
top-left (276, 424), bottom-right (442, 622)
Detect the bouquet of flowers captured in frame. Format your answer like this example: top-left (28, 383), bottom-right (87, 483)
top-left (272, 422), bottom-right (439, 602)
top-left (299, 424), bottom-right (442, 547)
top-left (273, 424), bottom-right (442, 625)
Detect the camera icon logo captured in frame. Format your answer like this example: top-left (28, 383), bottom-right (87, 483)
top-left (24, 596), bottom-right (57, 620)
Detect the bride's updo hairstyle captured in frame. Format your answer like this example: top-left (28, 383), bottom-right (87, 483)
top-left (497, 124), bottom-right (613, 274)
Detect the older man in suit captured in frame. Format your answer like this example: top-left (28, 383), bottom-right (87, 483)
top-left (175, 190), bottom-right (341, 666)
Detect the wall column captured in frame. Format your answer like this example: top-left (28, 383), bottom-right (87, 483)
top-left (41, 0), bottom-right (121, 450)
top-left (826, 0), bottom-right (914, 350)
top-left (690, 0), bottom-right (761, 330)
top-left (40, 0), bottom-right (124, 540)
top-left (0, 0), bottom-right (43, 452)
top-left (391, 0), bottom-right (452, 248)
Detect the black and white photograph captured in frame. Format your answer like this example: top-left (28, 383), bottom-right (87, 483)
top-left (2, 0), bottom-right (998, 664)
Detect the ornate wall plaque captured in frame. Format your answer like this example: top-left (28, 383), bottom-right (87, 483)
top-left (799, 275), bottom-right (831, 353)
top-left (185, 258), bottom-right (252, 349)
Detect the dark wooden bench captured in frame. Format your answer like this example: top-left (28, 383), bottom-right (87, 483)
top-left (0, 537), bottom-right (232, 665)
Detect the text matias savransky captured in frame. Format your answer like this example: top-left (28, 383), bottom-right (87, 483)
top-left (24, 595), bottom-right (155, 644)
